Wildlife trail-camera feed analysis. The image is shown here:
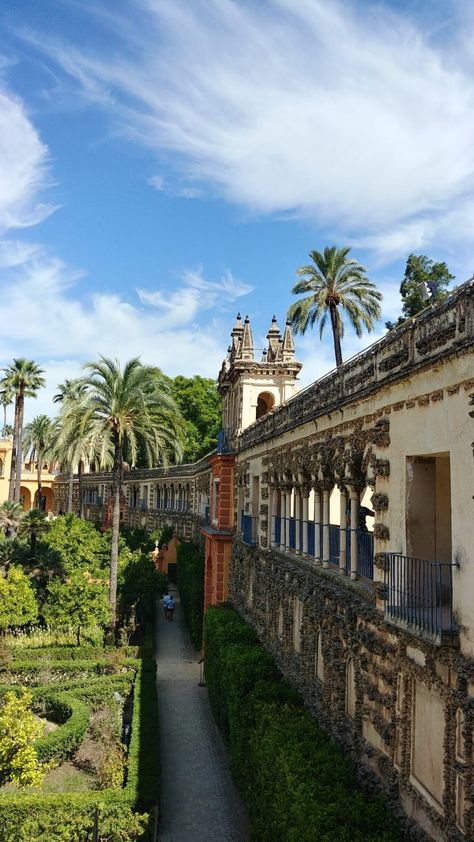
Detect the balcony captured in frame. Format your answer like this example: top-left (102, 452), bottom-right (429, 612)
top-left (272, 517), bottom-right (374, 580)
top-left (383, 553), bottom-right (458, 644)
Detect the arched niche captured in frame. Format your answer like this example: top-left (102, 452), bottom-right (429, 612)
top-left (256, 391), bottom-right (275, 421)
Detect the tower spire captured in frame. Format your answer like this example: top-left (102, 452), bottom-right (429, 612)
top-left (281, 319), bottom-right (295, 361)
top-left (240, 315), bottom-right (254, 361)
top-left (266, 314), bottom-right (282, 362)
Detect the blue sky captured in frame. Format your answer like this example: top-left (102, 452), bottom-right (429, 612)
top-left (1, 0), bottom-right (473, 421)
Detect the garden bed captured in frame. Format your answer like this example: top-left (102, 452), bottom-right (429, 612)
top-left (0, 643), bottom-right (159, 841)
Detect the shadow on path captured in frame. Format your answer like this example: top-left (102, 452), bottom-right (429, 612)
top-left (156, 589), bottom-right (248, 842)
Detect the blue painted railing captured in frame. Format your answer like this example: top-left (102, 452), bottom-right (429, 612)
top-left (241, 513), bottom-right (258, 546)
top-left (274, 515), bottom-right (281, 545)
top-left (289, 518), bottom-right (296, 550)
top-left (329, 525), bottom-right (340, 564)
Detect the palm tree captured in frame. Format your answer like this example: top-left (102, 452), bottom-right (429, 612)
top-left (53, 379), bottom-right (87, 514)
top-left (287, 247), bottom-right (382, 368)
top-left (19, 508), bottom-right (50, 558)
top-left (67, 357), bottom-right (184, 629)
top-left (1, 360), bottom-right (45, 503)
top-left (23, 415), bottom-right (53, 511)
top-left (0, 389), bottom-right (13, 436)
top-left (0, 500), bottom-right (24, 538)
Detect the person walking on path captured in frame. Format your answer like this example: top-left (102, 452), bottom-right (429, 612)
top-left (162, 592), bottom-right (171, 618)
top-left (166, 595), bottom-right (176, 621)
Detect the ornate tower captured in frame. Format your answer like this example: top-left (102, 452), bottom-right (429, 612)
top-left (218, 313), bottom-right (302, 435)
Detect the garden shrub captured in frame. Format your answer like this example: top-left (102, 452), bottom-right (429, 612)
top-left (0, 654), bottom-right (159, 840)
top-left (176, 540), bottom-right (205, 648)
top-left (204, 605), bottom-right (402, 842)
top-left (34, 692), bottom-right (91, 764)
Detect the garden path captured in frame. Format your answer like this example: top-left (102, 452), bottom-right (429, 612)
top-left (155, 589), bottom-right (248, 842)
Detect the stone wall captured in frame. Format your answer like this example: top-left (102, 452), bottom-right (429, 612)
top-left (231, 540), bottom-right (473, 841)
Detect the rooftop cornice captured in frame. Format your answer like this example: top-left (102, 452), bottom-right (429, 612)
top-left (238, 278), bottom-right (474, 452)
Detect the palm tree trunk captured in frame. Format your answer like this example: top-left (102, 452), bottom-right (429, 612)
top-left (8, 397), bottom-right (20, 502)
top-left (109, 433), bottom-right (123, 633)
top-left (14, 391), bottom-right (25, 504)
top-left (2, 404), bottom-right (6, 434)
top-left (78, 461), bottom-right (84, 518)
top-left (67, 467), bottom-right (74, 513)
top-left (329, 303), bottom-right (343, 368)
top-left (37, 448), bottom-right (42, 511)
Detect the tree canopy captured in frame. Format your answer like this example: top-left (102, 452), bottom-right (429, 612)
top-left (287, 246), bottom-right (382, 368)
top-left (171, 375), bottom-right (222, 462)
top-left (386, 254), bottom-right (454, 329)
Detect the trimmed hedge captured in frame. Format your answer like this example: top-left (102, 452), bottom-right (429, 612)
top-left (204, 605), bottom-right (402, 842)
top-left (176, 540), bottom-right (204, 648)
top-left (0, 656), bottom-right (160, 840)
top-left (34, 693), bottom-right (91, 764)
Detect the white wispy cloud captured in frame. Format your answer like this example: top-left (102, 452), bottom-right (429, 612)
top-left (0, 85), bottom-right (55, 233)
top-left (137, 266), bottom-right (253, 326)
top-left (148, 174), bottom-right (203, 199)
top-left (15, 0), bottom-right (474, 262)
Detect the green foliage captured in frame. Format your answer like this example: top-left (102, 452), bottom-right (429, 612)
top-left (0, 796), bottom-right (148, 842)
top-left (119, 551), bottom-right (167, 625)
top-left (41, 514), bottom-right (107, 572)
top-left (0, 654), bottom-right (158, 839)
top-left (44, 570), bottom-right (109, 646)
top-left (386, 253), bottom-right (454, 329)
top-left (34, 692), bottom-right (91, 764)
top-left (119, 526), bottom-right (153, 553)
top-left (288, 246), bottom-right (382, 368)
top-left (0, 566), bottom-right (38, 631)
top-left (176, 540), bottom-right (205, 648)
top-left (18, 509), bottom-right (50, 555)
top-left (125, 657), bottom-right (160, 809)
top-left (204, 605), bottom-right (402, 842)
top-left (0, 689), bottom-right (44, 787)
top-left (171, 375), bottom-right (222, 462)
top-left (0, 502), bottom-right (24, 539)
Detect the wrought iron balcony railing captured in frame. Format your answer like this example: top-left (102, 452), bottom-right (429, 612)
top-left (383, 553), bottom-right (458, 643)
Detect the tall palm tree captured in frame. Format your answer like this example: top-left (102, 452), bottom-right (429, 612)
top-left (67, 357), bottom-right (184, 628)
top-left (53, 379), bottom-right (87, 514)
top-left (23, 415), bottom-right (53, 511)
top-left (1, 360), bottom-right (45, 503)
top-left (287, 247), bottom-right (382, 368)
top-left (0, 389), bottom-right (13, 436)
top-left (0, 500), bottom-right (24, 538)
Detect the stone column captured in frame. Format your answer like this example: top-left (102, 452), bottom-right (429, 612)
top-left (339, 487), bottom-right (347, 575)
top-left (322, 488), bottom-right (330, 568)
top-left (302, 490), bottom-right (309, 557)
top-left (350, 490), bottom-right (359, 581)
top-left (295, 487), bottom-right (301, 555)
top-left (280, 488), bottom-right (286, 552)
top-left (313, 487), bottom-right (321, 564)
top-left (285, 488), bottom-right (291, 551)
